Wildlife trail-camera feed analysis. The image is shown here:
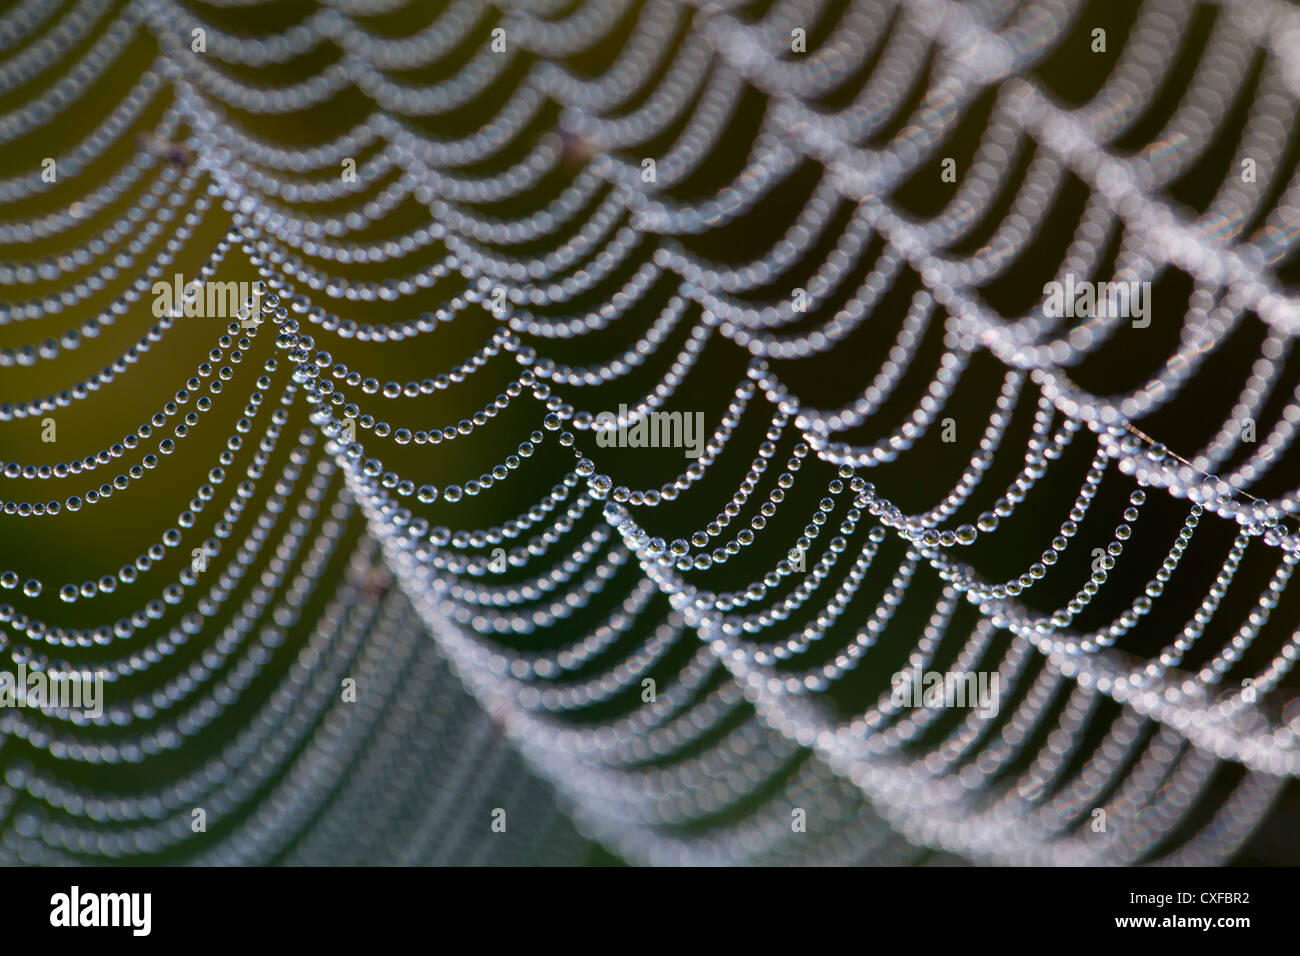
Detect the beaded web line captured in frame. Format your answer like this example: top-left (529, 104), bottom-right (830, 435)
top-left (2, 0), bottom-right (1300, 865)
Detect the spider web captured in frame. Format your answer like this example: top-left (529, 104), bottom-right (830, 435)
top-left (2, 0), bottom-right (1300, 865)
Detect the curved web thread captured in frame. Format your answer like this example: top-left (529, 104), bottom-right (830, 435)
top-left (0, 0), bottom-right (1298, 865)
